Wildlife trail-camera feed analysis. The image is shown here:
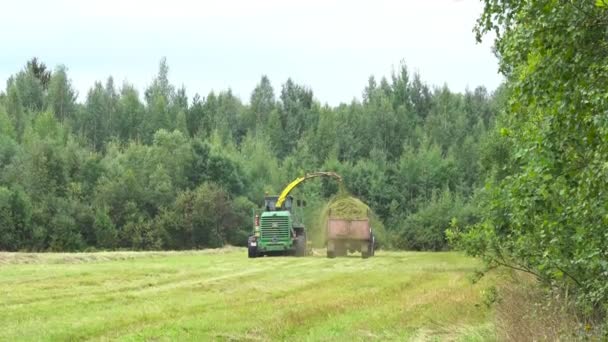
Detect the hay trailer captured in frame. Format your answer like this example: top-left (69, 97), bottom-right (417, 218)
top-left (326, 215), bottom-right (375, 259)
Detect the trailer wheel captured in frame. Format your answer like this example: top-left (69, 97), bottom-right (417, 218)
top-left (370, 234), bottom-right (376, 257)
top-left (362, 241), bottom-right (371, 259)
top-left (295, 235), bottom-right (306, 257)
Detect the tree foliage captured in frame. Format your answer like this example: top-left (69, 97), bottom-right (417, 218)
top-left (0, 57), bottom-right (500, 255)
top-left (450, 0), bottom-right (608, 320)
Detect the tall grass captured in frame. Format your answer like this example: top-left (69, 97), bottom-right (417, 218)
top-left (494, 271), bottom-right (603, 341)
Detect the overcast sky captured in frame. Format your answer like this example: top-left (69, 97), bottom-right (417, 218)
top-left (0, 0), bottom-right (502, 105)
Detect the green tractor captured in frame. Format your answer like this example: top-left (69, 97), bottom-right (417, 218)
top-left (247, 172), bottom-right (342, 258)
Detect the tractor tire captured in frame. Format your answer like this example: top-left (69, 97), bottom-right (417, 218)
top-left (248, 245), bottom-right (258, 258)
top-left (327, 250), bottom-right (336, 258)
top-left (295, 235), bottom-right (307, 257)
top-left (247, 237), bottom-right (258, 258)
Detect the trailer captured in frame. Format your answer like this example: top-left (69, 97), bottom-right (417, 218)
top-left (326, 216), bottom-right (375, 258)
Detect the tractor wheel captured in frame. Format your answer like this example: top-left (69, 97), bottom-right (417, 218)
top-left (248, 245), bottom-right (258, 258)
top-left (295, 235), bottom-right (306, 257)
top-left (247, 237), bottom-right (258, 258)
top-left (327, 250), bottom-right (336, 258)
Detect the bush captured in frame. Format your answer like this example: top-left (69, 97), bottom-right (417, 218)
top-left (157, 183), bottom-right (255, 249)
top-left (397, 189), bottom-right (478, 251)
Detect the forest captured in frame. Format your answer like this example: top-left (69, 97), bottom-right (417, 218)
top-left (0, 57), bottom-right (501, 253)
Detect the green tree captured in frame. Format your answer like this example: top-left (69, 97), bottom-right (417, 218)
top-left (214, 90), bottom-right (244, 143)
top-left (143, 58), bottom-right (175, 140)
top-left (310, 107), bottom-right (338, 165)
top-left (116, 83), bottom-right (145, 142)
top-left (94, 207), bottom-right (117, 249)
top-left (186, 138), bottom-right (245, 194)
top-left (390, 61), bottom-right (412, 111)
top-left (277, 79), bottom-right (316, 157)
top-left (0, 187), bottom-right (33, 251)
top-left (425, 85), bottom-right (466, 154)
top-left (26, 57), bottom-right (51, 90)
top-left (9, 64), bottom-right (45, 112)
top-left (0, 189), bottom-right (19, 249)
top-left (186, 94), bottom-right (204, 137)
top-left (0, 106), bottom-right (16, 139)
top-left (410, 73), bottom-right (432, 123)
top-left (161, 183), bottom-right (241, 249)
top-left (454, 0), bottom-right (608, 318)
top-left (47, 198), bottom-right (84, 251)
top-left (400, 189), bottom-right (475, 251)
top-left (83, 82), bottom-right (111, 150)
top-left (46, 65), bottom-right (76, 122)
top-left (248, 75), bottom-right (275, 132)
top-left (6, 84), bottom-right (27, 140)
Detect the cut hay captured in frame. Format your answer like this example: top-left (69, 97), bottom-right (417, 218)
top-left (0, 246), bottom-right (242, 266)
top-left (325, 195), bottom-right (370, 220)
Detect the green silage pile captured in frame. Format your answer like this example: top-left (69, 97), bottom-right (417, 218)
top-left (307, 190), bottom-right (387, 248)
top-left (317, 193), bottom-right (372, 240)
top-left (323, 195), bottom-right (370, 220)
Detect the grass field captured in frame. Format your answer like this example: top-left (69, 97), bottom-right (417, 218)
top-left (0, 249), bottom-right (497, 341)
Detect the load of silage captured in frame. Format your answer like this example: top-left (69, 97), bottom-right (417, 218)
top-left (323, 195), bottom-right (370, 220)
top-left (305, 191), bottom-right (386, 247)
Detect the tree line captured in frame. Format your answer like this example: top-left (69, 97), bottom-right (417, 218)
top-left (0, 57), bottom-right (501, 252)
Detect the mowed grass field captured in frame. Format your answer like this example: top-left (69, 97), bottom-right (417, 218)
top-left (0, 249), bottom-right (496, 341)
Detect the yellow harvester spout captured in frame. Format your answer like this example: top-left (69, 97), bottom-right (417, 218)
top-left (275, 172), bottom-right (342, 209)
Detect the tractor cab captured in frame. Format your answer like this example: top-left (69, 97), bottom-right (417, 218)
top-left (264, 196), bottom-right (293, 212)
top-left (264, 196), bottom-right (306, 212)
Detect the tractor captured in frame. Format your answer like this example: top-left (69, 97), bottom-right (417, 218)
top-left (247, 172), bottom-right (342, 258)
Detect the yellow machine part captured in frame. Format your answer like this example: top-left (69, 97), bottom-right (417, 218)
top-left (275, 172), bottom-right (342, 209)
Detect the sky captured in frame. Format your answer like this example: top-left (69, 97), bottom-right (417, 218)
top-left (0, 0), bottom-right (502, 106)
